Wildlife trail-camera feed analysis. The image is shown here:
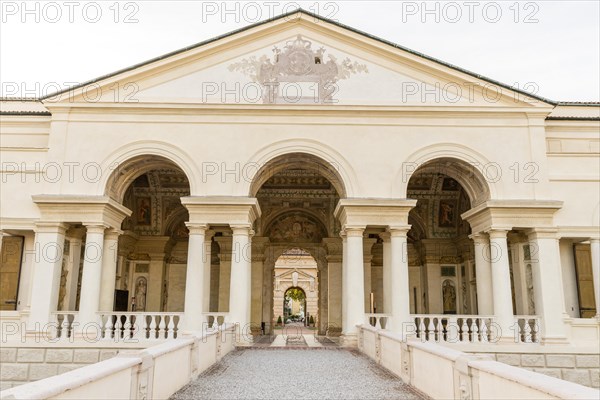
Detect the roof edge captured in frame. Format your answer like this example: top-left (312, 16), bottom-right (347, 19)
top-left (1, 8), bottom-right (593, 106)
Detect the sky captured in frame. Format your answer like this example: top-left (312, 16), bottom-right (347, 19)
top-left (1, 0), bottom-right (599, 101)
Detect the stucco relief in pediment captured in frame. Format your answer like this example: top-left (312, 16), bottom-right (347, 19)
top-left (131, 33), bottom-right (493, 106)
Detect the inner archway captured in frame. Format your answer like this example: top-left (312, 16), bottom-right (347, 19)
top-left (273, 249), bottom-right (318, 327)
top-left (250, 152), bottom-right (343, 336)
top-left (283, 287), bottom-right (307, 323)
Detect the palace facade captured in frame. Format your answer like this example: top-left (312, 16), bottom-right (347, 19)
top-left (1, 9), bottom-right (599, 361)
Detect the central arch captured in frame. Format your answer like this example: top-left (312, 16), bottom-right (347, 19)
top-left (250, 150), bottom-right (344, 336)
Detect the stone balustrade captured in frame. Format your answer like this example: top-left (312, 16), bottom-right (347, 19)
top-left (98, 312), bottom-right (183, 341)
top-left (203, 312), bottom-right (229, 330)
top-left (364, 313), bottom-right (391, 330)
top-left (411, 314), bottom-right (495, 344)
top-left (514, 315), bottom-right (541, 343)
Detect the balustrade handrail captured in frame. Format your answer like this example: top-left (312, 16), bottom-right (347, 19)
top-left (411, 314), bottom-right (496, 319)
top-left (97, 312), bottom-right (184, 316)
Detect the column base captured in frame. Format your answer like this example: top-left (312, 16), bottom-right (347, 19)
top-left (340, 333), bottom-right (358, 347)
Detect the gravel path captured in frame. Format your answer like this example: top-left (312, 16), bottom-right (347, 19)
top-left (171, 349), bottom-right (423, 400)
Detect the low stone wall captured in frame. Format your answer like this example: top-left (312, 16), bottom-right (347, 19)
top-left (0, 347), bottom-right (125, 390)
top-left (489, 353), bottom-right (599, 388)
top-left (358, 325), bottom-right (600, 400)
top-left (0, 326), bottom-right (236, 400)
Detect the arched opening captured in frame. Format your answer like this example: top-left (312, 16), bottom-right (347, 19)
top-left (406, 163), bottom-right (477, 315)
top-left (249, 152), bottom-right (347, 198)
top-left (405, 157), bottom-right (491, 206)
top-left (273, 249), bottom-right (318, 329)
top-left (250, 153), bottom-right (343, 337)
top-left (105, 156), bottom-right (191, 313)
top-left (283, 287), bottom-right (307, 323)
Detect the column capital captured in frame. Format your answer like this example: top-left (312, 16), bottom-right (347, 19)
top-left (388, 226), bottom-right (410, 238)
top-left (342, 225), bottom-right (365, 237)
top-left (185, 223), bottom-right (208, 235)
top-left (379, 232), bottom-right (391, 242)
top-left (486, 228), bottom-right (511, 239)
top-left (469, 232), bottom-right (489, 244)
top-left (34, 222), bottom-right (69, 234)
top-left (230, 224), bottom-right (252, 236)
top-left (104, 229), bottom-right (123, 241)
top-left (204, 229), bottom-right (216, 242)
top-left (84, 223), bottom-right (108, 235)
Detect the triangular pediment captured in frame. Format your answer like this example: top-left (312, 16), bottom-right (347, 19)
top-left (276, 268), bottom-right (315, 281)
top-left (44, 10), bottom-right (549, 108)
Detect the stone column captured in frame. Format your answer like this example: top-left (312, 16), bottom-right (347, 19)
top-left (261, 251), bottom-right (273, 333)
top-left (363, 238), bottom-right (377, 312)
top-left (183, 224), bottom-right (208, 331)
top-left (251, 237), bottom-right (268, 334)
top-left (342, 226), bottom-right (365, 340)
top-left (527, 229), bottom-right (567, 342)
top-left (77, 224), bottom-right (106, 332)
top-left (488, 229), bottom-right (514, 340)
top-left (470, 233), bottom-right (494, 315)
top-left (389, 228), bottom-right (411, 333)
top-left (216, 236), bottom-right (232, 312)
top-left (341, 232), bottom-right (348, 333)
top-left (28, 222), bottom-right (68, 331)
top-left (64, 228), bottom-right (85, 311)
top-left (323, 237), bottom-right (342, 336)
top-left (380, 232), bottom-right (392, 313)
top-left (202, 231), bottom-right (215, 312)
top-left (318, 262), bottom-right (329, 335)
top-left (590, 239), bottom-right (600, 318)
top-left (99, 229), bottom-right (122, 312)
top-left (229, 225), bottom-right (252, 339)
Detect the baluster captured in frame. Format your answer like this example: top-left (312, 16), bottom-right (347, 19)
top-left (167, 315), bottom-right (176, 339)
top-left (427, 319), bottom-right (435, 342)
top-left (100, 314), bottom-right (109, 340)
top-left (173, 315), bottom-right (180, 338)
top-left (436, 319), bottom-right (445, 342)
top-left (63, 314), bottom-right (73, 340)
top-left (471, 319), bottom-right (479, 343)
top-left (523, 319), bottom-right (532, 343)
top-left (149, 315), bottom-right (158, 339)
top-left (532, 319), bottom-right (540, 343)
top-left (123, 315), bottom-right (132, 341)
top-left (480, 319), bottom-right (489, 343)
top-left (418, 318), bottom-right (426, 340)
top-left (375, 316), bottom-right (382, 330)
top-left (158, 315), bottom-right (167, 339)
top-left (115, 315), bottom-right (124, 341)
top-left (460, 319), bottom-right (469, 342)
top-left (129, 315), bottom-right (137, 339)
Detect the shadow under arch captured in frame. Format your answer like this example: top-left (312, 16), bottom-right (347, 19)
top-left (104, 154), bottom-right (191, 203)
top-left (99, 141), bottom-right (199, 202)
top-left (396, 144), bottom-right (497, 206)
top-left (246, 140), bottom-right (356, 197)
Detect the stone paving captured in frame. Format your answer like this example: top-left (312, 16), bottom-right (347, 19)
top-left (171, 348), bottom-right (424, 400)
